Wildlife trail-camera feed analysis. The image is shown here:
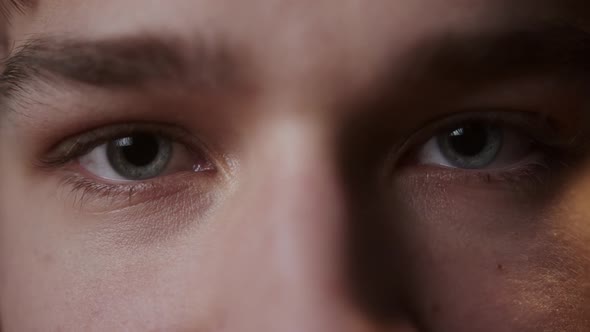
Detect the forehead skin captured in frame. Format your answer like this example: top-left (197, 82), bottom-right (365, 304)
top-left (6, 0), bottom-right (582, 106)
top-left (2, 1), bottom-right (590, 332)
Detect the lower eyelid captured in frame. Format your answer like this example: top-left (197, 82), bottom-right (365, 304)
top-left (395, 162), bottom-right (552, 191)
top-left (57, 170), bottom-right (218, 213)
top-left (54, 173), bottom-right (220, 246)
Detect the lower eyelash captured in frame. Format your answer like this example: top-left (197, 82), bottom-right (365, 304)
top-left (59, 173), bottom-right (162, 208)
top-left (398, 157), bottom-right (564, 193)
top-left (57, 166), bottom-right (215, 212)
top-left (474, 161), bottom-right (554, 186)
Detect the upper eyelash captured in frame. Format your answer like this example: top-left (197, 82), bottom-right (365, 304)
top-left (393, 110), bottom-right (575, 164)
top-left (37, 123), bottom-right (204, 169)
top-left (432, 112), bottom-right (561, 146)
top-left (382, 110), bottom-right (590, 185)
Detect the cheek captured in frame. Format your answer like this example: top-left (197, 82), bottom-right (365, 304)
top-left (0, 165), bottom-right (228, 331)
top-left (0, 204), bottom-right (219, 331)
top-left (392, 171), bottom-right (590, 331)
top-left (0, 190), bottom-right (73, 330)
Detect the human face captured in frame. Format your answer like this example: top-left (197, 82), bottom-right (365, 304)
top-left (1, 0), bottom-right (590, 331)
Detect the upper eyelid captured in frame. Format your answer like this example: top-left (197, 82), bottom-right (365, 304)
top-left (387, 110), bottom-right (567, 167)
top-left (39, 123), bottom-right (207, 168)
top-left (419, 110), bottom-right (560, 145)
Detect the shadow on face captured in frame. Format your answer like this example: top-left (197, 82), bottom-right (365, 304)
top-left (1, 0), bottom-right (590, 331)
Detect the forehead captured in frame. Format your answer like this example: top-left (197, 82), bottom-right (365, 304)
top-left (14, 0), bottom-right (575, 51)
top-left (9, 1), bottom-right (584, 58)
top-left (17, 0), bottom-right (583, 31)
top-left (6, 0), bottom-right (589, 103)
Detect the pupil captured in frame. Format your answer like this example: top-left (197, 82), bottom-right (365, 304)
top-left (115, 134), bottom-right (160, 167)
top-left (447, 124), bottom-right (488, 157)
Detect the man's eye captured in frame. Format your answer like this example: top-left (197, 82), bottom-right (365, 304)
top-left (78, 133), bottom-right (212, 182)
top-left (417, 121), bottom-right (535, 170)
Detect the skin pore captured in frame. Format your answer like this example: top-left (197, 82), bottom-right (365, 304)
top-left (1, 0), bottom-right (590, 331)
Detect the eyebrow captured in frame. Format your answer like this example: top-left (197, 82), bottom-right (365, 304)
top-left (393, 22), bottom-right (590, 91)
top-left (342, 21), bottom-right (589, 127)
top-left (0, 35), bottom-right (237, 99)
top-left (340, 21), bottom-right (590, 122)
top-left (1, 22), bottom-right (590, 109)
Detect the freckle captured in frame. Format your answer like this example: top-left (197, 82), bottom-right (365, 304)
top-left (497, 264), bottom-right (504, 271)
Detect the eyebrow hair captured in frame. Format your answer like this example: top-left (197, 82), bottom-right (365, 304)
top-left (396, 22), bottom-right (590, 89)
top-left (1, 21), bottom-right (590, 112)
top-left (0, 35), bottom-right (237, 99)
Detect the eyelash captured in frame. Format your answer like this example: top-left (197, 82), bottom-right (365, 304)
top-left (391, 111), bottom-right (581, 185)
top-left (57, 172), bottom-right (203, 209)
top-left (39, 123), bottom-right (216, 205)
top-left (39, 123), bottom-right (203, 167)
top-left (39, 111), bottom-right (584, 206)
top-left (406, 161), bottom-right (558, 189)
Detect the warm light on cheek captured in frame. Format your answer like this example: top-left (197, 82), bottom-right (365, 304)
top-left (392, 167), bottom-right (550, 229)
top-left (548, 163), bottom-right (590, 260)
top-left (390, 166), bottom-right (590, 328)
top-left (565, 168), bottom-right (590, 218)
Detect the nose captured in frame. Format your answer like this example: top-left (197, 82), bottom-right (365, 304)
top-left (208, 115), bottom-right (417, 332)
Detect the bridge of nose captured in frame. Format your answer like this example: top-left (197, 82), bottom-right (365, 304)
top-left (195, 114), bottom-right (417, 331)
